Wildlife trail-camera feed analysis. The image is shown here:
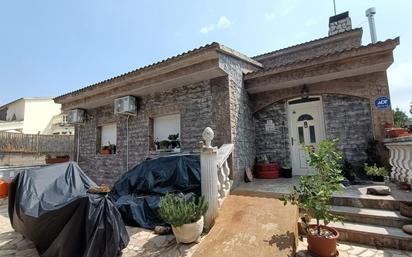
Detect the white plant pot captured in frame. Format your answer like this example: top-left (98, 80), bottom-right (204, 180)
top-left (171, 216), bottom-right (203, 244)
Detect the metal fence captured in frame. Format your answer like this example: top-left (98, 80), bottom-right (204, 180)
top-left (0, 132), bottom-right (74, 154)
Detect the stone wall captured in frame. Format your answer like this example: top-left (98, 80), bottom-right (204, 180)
top-left (252, 94), bottom-right (373, 169)
top-left (254, 100), bottom-right (289, 165)
top-left (219, 54), bottom-right (259, 186)
top-left (77, 80), bottom-right (220, 185)
top-left (323, 94), bottom-right (373, 166)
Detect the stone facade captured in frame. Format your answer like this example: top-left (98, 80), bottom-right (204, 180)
top-left (323, 94), bottom-right (373, 165)
top-left (253, 94), bottom-right (373, 168)
top-left (254, 100), bottom-right (289, 165)
top-left (219, 54), bottom-right (259, 186)
top-left (77, 81), bottom-right (220, 185)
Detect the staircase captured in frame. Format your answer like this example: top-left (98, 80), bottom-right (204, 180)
top-left (302, 193), bottom-right (412, 251)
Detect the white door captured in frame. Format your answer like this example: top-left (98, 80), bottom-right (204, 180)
top-left (288, 98), bottom-right (325, 175)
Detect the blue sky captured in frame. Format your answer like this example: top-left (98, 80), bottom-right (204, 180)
top-left (0, 0), bottom-right (411, 115)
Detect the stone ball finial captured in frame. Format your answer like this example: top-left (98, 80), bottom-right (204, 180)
top-left (202, 127), bottom-right (214, 148)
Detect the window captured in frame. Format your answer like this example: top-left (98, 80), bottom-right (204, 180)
top-left (297, 114), bottom-right (314, 121)
top-left (152, 114), bottom-right (181, 151)
top-left (97, 123), bottom-right (117, 154)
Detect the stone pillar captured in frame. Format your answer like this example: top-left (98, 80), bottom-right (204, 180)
top-left (201, 127), bottom-right (219, 230)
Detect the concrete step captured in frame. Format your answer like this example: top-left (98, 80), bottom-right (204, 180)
top-left (330, 205), bottom-right (412, 228)
top-left (331, 195), bottom-right (400, 211)
top-left (301, 219), bottom-right (412, 251)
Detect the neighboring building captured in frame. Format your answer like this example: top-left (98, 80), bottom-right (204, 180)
top-left (55, 12), bottom-right (399, 185)
top-left (44, 113), bottom-right (75, 135)
top-left (0, 97), bottom-right (67, 134)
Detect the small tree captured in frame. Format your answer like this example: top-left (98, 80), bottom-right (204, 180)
top-left (393, 107), bottom-right (409, 128)
top-left (282, 139), bottom-right (344, 235)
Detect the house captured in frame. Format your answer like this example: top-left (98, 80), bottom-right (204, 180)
top-left (55, 12), bottom-right (399, 185)
top-left (0, 97), bottom-right (73, 135)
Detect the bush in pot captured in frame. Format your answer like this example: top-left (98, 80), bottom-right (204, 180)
top-left (364, 163), bottom-right (387, 182)
top-left (159, 194), bottom-right (208, 244)
top-left (282, 139), bottom-right (344, 257)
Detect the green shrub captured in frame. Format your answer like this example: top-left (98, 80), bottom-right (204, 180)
top-left (159, 194), bottom-right (208, 227)
top-left (282, 139), bottom-right (344, 235)
top-left (364, 163), bottom-right (387, 177)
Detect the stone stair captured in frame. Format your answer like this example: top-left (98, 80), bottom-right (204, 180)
top-left (301, 195), bottom-right (412, 251)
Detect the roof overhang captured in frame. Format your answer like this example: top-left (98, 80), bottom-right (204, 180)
top-left (245, 38), bottom-right (399, 94)
top-left (55, 43), bottom-right (262, 111)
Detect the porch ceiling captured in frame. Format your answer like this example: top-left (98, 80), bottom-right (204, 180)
top-left (245, 38), bottom-right (399, 94)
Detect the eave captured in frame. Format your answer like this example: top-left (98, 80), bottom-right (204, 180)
top-left (245, 38), bottom-right (400, 94)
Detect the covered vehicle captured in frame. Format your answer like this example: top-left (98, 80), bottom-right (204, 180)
top-left (8, 162), bottom-right (129, 257)
top-left (110, 154), bottom-right (201, 229)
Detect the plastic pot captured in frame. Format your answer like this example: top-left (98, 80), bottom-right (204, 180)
top-left (172, 216), bottom-right (203, 244)
top-left (307, 225), bottom-right (339, 257)
top-left (372, 176), bottom-right (384, 182)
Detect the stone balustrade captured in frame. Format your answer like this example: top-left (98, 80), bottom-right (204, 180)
top-left (384, 136), bottom-right (412, 184)
top-left (200, 127), bottom-right (234, 229)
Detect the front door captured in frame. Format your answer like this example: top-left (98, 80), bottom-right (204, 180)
top-left (288, 97), bottom-right (325, 175)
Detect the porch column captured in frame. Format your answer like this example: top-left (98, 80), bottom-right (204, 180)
top-left (200, 127), bottom-right (219, 230)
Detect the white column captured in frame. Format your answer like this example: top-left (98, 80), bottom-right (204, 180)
top-left (200, 127), bottom-right (218, 230)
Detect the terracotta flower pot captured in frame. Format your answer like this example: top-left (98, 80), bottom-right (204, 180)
top-left (400, 182), bottom-right (411, 190)
top-left (172, 216), bottom-right (203, 244)
top-left (307, 224), bottom-right (339, 257)
top-left (100, 149), bottom-right (110, 155)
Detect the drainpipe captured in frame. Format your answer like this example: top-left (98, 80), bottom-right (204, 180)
top-left (126, 115), bottom-right (130, 170)
top-left (76, 125), bottom-right (80, 163)
top-left (366, 7), bottom-right (377, 43)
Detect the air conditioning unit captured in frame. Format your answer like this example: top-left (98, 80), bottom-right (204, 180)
top-left (114, 96), bottom-right (137, 115)
top-left (67, 109), bottom-right (85, 124)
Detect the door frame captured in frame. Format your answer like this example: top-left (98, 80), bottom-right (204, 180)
top-left (286, 96), bottom-right (326, 175)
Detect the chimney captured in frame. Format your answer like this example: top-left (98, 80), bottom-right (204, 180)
top-left (328, 11), bottom-right (352, 36)
top-left (366, 7), bottom-right (377, 43)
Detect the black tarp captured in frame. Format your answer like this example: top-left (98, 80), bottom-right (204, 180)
top-left (109, 154), bottom-right (201, 229)
top-left (8, 162), bottom-right (129, 257)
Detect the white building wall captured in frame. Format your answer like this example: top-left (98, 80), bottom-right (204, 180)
top-left (22, 99), bottom-right (61, 134)
top-left (6, 100), bottom-right (25, 121)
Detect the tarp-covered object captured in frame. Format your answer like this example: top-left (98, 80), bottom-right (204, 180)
top-left (8, 162), bottom-right (129, 257)
top-left (110, 154), bottom-right (201, 229)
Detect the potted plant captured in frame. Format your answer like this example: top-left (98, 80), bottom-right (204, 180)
top-left (108, 142), bottom-right (116, 154)
top-left (168, 133), bottom-right (180, 149)
top-left (159, 194), bottom-right (208, 244)
top-left (100, 145), bottom-right (110, 155)
top-left (280, 162), bottom-right (292, 178)
top-left (282, 139), bottom-right (344, 257)
top-left (364, 163), bottom-right (387, 182)
top-left (399, 178), bottom-right (411, 190)
top-left (159, 140), bottom-right (171, 151)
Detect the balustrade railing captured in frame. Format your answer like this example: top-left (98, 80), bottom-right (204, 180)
top-left (200, 127), bottom-right (233, 229)
top-left (384, 136), bottom-right (412, 184)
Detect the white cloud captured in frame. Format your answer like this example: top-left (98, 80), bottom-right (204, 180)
top-left (387, 61), bottom-right (412, 115)
top-left (217, 16), bottom-right (232, 28)
top-left (264, 12), bottom-right (276, 21)
top-left (200, 16), bottom-right (232, 34)
top-left (200, 25), bottom-right (215, 34)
